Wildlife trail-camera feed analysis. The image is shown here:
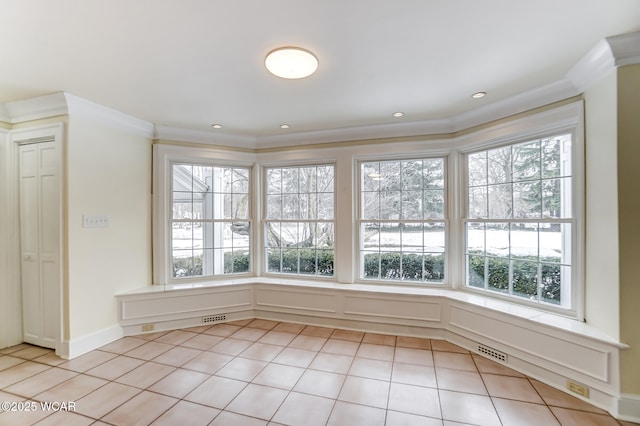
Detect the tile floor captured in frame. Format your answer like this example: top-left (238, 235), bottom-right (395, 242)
top-left (0, 319), bottom-right (637, 426)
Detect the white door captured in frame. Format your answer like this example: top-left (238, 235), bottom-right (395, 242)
top-left (19, 141), bottom-right (60, 349)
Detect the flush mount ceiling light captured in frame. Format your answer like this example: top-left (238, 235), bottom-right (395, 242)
top-left (265, 47), bottom-right (318, 79)
top-left (392, 112), bottom-right (404, 117)
top-left (280, 124), bottom-right (291, 129)
top-left (472, 91), bottom-right (487, 99)
top-left (211, 124), bottom-right (222, 129)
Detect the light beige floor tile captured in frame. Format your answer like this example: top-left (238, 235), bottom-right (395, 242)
top-left (35, 374), bottom-right (107, 402)
top-left (215, 357), bottom-right (267, 381)
top-left (182, 325), bottom-right (212, 333)
top-left (230, 327), bottom-right (268, 342)
top-left (0, 356), bottom-right (26, 371)
top-left (385, 410), bottom-right (444, 426)
top-left (327, 401), bottom-right (386, 426)
top-left (272, 392), bottom-right (334, 426)
top-left (436, 368), bottom-right (487, 395)
top-left (134, 330), bottom-right (169, 341)
top-left (309, 352), bottom-right (354, 374)
top-left (99, 337), bottom-right (147, 354)
top-left (181, 351), bottom-right (233, 374)
top-left (148, 368), bottom-right (209, 398)
top-left (0, 407), bottom-right (52, 426)
top-left (124, 341), bottom-right (174, 360)
top-left (356, 343), bottom-right (395, 361)
top-left (32, 352), bottom-right (66, 366)
top-left (0, 344), bottom-right (31, 354)
top-left (210, 338), bottom-right (253, 356)
top-left (300, 325), bottom-right (334, 338)
top-left (288, 335), bottom-right (327, 351)
top-left (114, 361), bottom-right (176, 389)
top-left (388, 382), bottom-right (441, 418)
top-left (338, 376), bottom-right (389, 409)
top-left (258, 331), bottom-right (297, 346)
top-left (58, 351), bottom-right (117, 373)
top-left (272, 322), bottom-right (306, 334)
top-left (225, 319), bottom-right (254, 327)
top-left (396, 336), bottom-right (431, 350)
top-left (74, 381), bottom-right (141, 419)
top-left (10, 346), bottom-right (53, 360)
top-left (180, 333), bottom-right (224, 350)
top-left (272, 347), bottom-right (316, 368)
top-left (154, 330), bottom-right (199, 346)
top-left (430, 340), bottom-right (469, 354)
top-left (253, 363), bottom-right (305, 390)
top-left (293, 369), bottom-right (346, 399)
top-left (4, 367), bottom-right (77, 397)
top-left (85, 355), bottom-right (144, 380)
top-left (330, 329), bottom-right (364, 342)
top-left (247, 319), bottom-right (279, 330)
top-left (321, 339), bottom-right (359, 356)
top-left (202, 324), bottom-right (242, 337)
top-left (362, 332), bottom-right (396, 346)
top-left (472, 354), bottom-right (525, 377)
top-left (225, 383), bottom-right (288, 420)
top-left (482, 374), bottom-right (544, 403)
top-left (493, 398), bottom-right (560, 426)
top-left (439, 390), bottom-right (501, 426)
top-left (152, 346), bottom-right (203, 367)
top-left (433, 352), bottom-right (476, 372)
top-left (101, 390), bottom-right (177, 426)
top-left (185, 375), bottom-right (247, 409)
top-left (550, 406), bottom-right (621, 426)
top-left (392, 362), bottom-right (437, 388)
top-left (209, 411), bottom-right (267, 426)
top-left (33, 411), bottom-right (95, 426)
top-left (394, 347), bottom-right (434, 366)
top-left (150, 399), bottom-right (220, 426)
top-left (239, 342), bottom-right (283, 362)
top-left (0, 362), bottom-right (52, 388)
top-left (348, 357), bottom-right (392, 381)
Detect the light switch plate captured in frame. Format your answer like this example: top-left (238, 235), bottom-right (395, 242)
top-left (83, 215), bottom-right (110, 228)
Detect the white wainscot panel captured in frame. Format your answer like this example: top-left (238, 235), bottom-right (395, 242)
top-left (448, 304), bottom-right (611, 382)
top-left (120, 287), bottom-right (252, 323)
top-left (343, 294), bottom-right (442, 323)
top-left (255, 287), bottom-right (337, 314)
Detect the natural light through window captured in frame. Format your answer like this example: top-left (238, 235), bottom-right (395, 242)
top-left (465, 134), bottom-right (573, 306)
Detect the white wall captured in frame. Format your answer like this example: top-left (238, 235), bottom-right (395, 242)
top-left (66, 114), bottom-right (152, 344)
top-left (583, 70), bottom-right (620, 340)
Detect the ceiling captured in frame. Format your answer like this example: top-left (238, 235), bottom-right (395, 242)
top-left (2, 0), bottom-right (640, 147)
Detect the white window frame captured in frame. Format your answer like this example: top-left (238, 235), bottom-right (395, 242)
top-left (262, 162), bottom-right (337, 279)
top-left (152, 144), bottom-right (256, 285)
top-left (453, 102), bottom-right (585, 319)
top-left (356, 155), bottom-right (448, 285)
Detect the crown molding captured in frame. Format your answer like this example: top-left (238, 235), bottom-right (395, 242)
top-left (3, 92), bottom-right (68, 123)
top-left (153, 124), bottom-right (257, 149)
top-left (0, 104), bottom-right (10, 123)
top-left (606, 31), bottom-right (640, 67)
top-left (64, 93), bottom-right (154, 138)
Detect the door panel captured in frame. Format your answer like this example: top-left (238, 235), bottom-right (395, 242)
top-left (19, 141), bottom-right (59, 349)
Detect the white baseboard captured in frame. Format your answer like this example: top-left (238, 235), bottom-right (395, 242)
top-left (58, 325), bottom-right (123, 360)
top-left (618, 393), bottom-right (640, 423)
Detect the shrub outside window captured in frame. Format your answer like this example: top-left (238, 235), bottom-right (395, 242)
top-left (465, 134), bottom-right (573, 307)
top-left (265, 165), bottom-right (335, 276)
top-left (359, 158), bottom-right (446, 283)
top-left (171, 164), bottom-right (251, 278)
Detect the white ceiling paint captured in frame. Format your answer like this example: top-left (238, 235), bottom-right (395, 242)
top-left (1, 0), bottom-right (639, 147)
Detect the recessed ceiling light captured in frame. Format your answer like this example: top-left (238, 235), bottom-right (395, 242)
top-left (392, 112), bottom-right (404, 117)
top-left (211, 124), bottom-right (222, 129)
top-left (472, 91), bottom-right (487, 99)
top-left (280, 124), bottom-right (290, 129)
top-left (265, 47), bottom-right (318, 79)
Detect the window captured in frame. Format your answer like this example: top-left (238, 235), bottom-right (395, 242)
top-left (465, 134), bottom-right (574, 307)
top-left (264, 165), bottom-right (335, 276)
top-left (171, 164), bottom-right (251, 278)
top-left (359, 158), bottom-right (446, 283)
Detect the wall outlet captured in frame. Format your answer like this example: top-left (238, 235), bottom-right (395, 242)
top-left (141, 324), bottom-right (154, 332)
top-left (567, 381), bottom-right (589, 398)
